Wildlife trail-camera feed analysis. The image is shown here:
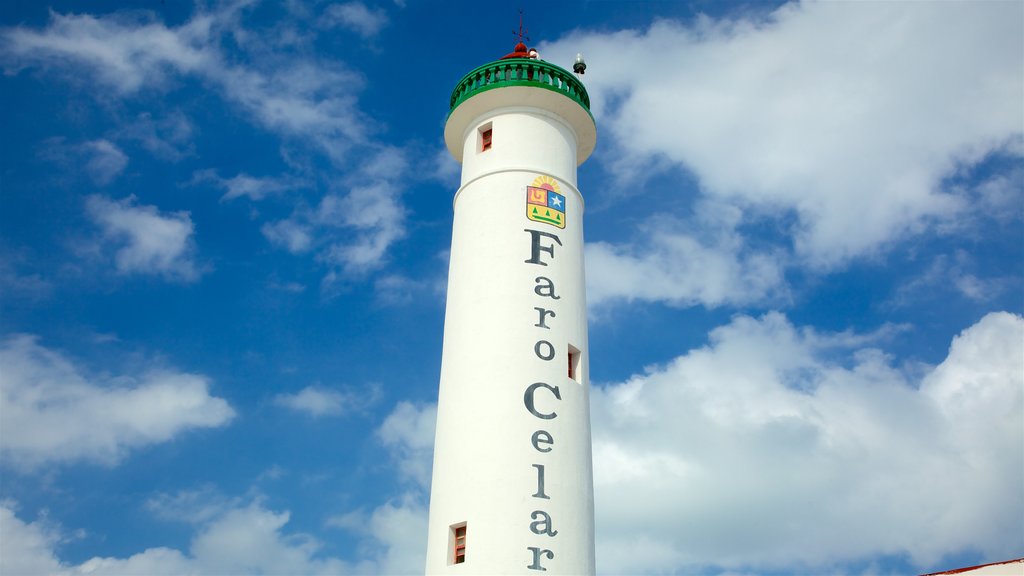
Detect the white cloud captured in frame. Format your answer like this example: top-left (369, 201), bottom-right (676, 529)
top-left (221, 173), bottom-right (304, 201)
top-left (274, 384), bottom-right (381, 418)
top-left (586, 204), bottom-right (787, 308)
top-left (37, 137), bottom-right (128, 186)
top-left (377, 401), bottom-right (437, 490)
top-left (373, 274), bottom-right (426, 305)
top-left (0, 335), bottom-right (235, 469)
top-left (970, 167), bottom-right (1024, 223)
top-left (589, 311), bottom-right (1023, 573)
top-left (81, 139), bottom-right (128, 185)
top-left (429, 146), bottom-right (460, 185)
top-left (268, 279), bottom-right (306, 294)
top-left (320, 2), bottom-right (389, 38)
top-left (327, 494), bottom-right (427, 576)
top-left (0, 10), bottom-right (211, 93)
top-left (0, 250), bottom-right (53, 301)
top-left (321, 147), bottom-right (408, 275)
top-left (86, 195), bottom-right (201, 281)
top-left (952, 274), bottom-right (994, 302)
top-left (0, 498), bottom-right (354, 576)
top-left (544, 1), bottom-right (1023, 270)
top-left (74, 547), bottom-right (194, 576)
top-left (3, 449), bottom-right (428, 576)
top-left (216, 59), bottom-right (367, 161)
top-left (360, 495), bottom-right (427, 575)
top-left (262, 218), bottom-right (314, 254)
top-left (0, 503), bottom-right (63, 576)
top-left (185, 503), bottom-right (348, 575)
top-left (3, 7), bottom-right (411, 286)
top-left (1, 7), bottom-right (370, 162)
top-left (318, 181), bottom-right (406, 274)
top-left (322, 402), bottom-right (437, 574)
top-left (66, 494), bottom-right (424, 576)
top-left (193, 169), bottom-right (308, 201)
top-left (265, 147), bottom-right (408, 281)
top-left (145, 486), bottom-right (242, 526)
top-left (117, 111), bottom-right (194, 162)
top-left (275, 386), bottom-right (346, 417)
top-left (888, 250), bottom-right (1010, 307)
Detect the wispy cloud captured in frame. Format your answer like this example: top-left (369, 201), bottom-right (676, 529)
top-left (214, 58), bottom-right (367, 160)
top-left (1, 10), bottom-right (212, 93)
top-left (888, 250), bottom-right (1011, 308)
top-left (373, 274), bottom-right (427, 305)
top-left (262, 147), bottom-right (409, 284)
top-left (1, 6), bottom-right (370, 162)
top-left (319, 2), bottom-right (389, 39)
top-left (0, 249), bottom-right (54, 302)
top-left (117, 111), bottom-right (194, 162)
top-left (85, 195), bottom-right (202, 282)
top-left (320, 147), bottom-right (408, 278)
top-left (274, 384), bottom-right (381, 418)
top-left (192, 170), bottom-right (309, 202)
top-left (145, 485), bottom-right (243, 525)
top-left (2, 6), bottom-right (414, 288)
top-left (81, 139), bottom-right (129, 185)
top-left (262, 218), bottom-right (314, 254)
top-left (38, 137), bottom-right (129, 186)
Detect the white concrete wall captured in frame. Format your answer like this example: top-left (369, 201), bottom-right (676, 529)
top-left (426, 91), bottom-right (596, 575)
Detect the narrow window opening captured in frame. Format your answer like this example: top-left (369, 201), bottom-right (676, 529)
top-left (568, 345), bottom-right (581, 382)
top-left (479, 123), bottom-right (493, 152)
top-left (450, 523), bottom-right (467, 565)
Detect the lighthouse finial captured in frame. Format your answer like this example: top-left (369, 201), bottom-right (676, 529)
top-left (513, 9), bottom-right (530, 46)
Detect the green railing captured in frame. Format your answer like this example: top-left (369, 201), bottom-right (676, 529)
top-left (448, 58), bottom-right (591, 117)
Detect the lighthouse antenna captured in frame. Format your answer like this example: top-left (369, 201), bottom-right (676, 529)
top-left (513, 9), bottom-right (530, 44)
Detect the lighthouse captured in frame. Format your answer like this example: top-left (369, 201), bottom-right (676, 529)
top-left (425, 36), bottom-right (597, 575)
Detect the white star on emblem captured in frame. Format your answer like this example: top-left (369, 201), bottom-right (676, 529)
top-left (551, 196), bottom-right (562, 208)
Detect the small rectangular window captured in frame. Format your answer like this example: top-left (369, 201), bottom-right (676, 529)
top-left (568, 345), bottom-right (581, 382)
top-left (479, 123), bottom-right (493, 152)
top-left (450, 523), bottom-right (467, 565)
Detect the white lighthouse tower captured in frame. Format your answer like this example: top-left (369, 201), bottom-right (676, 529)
top-left (425, 37), bottom-right (597, 575)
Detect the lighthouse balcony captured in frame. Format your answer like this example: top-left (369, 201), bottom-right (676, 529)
top-left (448, 58), bottom-right (591, 118)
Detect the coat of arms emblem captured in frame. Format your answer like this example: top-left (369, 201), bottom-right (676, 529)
top-left (526, 175), bottom-right (566, 229)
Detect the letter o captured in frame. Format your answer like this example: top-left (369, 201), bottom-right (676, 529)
top-left (534, 340), bottom-right (555, 361)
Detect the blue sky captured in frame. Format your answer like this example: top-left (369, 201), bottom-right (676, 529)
top-left (1, 1), bottom-right (1022, 574)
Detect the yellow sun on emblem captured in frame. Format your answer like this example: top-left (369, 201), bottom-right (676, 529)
top-left (530, 175), bottom-right (560, 193)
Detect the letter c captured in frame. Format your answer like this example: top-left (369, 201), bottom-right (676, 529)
top-left (524, 382), bottom-right (561, 420)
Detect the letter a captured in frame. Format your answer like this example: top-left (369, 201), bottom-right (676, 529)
top-left (534, 276), bottom-right (560, 300)
top-left (530, 510), bottom-right (558, 536)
